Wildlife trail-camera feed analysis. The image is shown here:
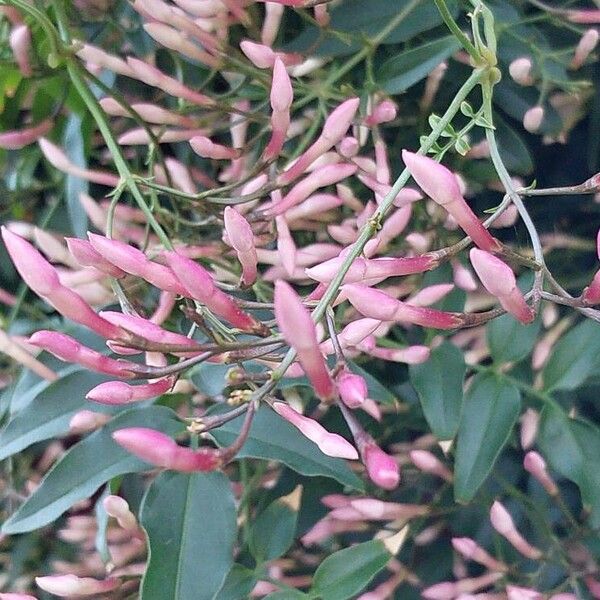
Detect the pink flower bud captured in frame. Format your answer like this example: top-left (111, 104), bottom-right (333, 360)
top-left (336, 370), bottom-right (368, 408)
top-left (272, 402), bottom-right (358, 459)
top-left (0, 594), bottom-right (38, 600)
top-left (523, 451), bottom-right (558, 496)
top-left (190, 136), bottom-right (240, 160)
top-left (402, 150), bottom-right (500, 252)
top-left (343, 283), bottom-right (462, 329)
top-left (408, 283), bottom-right (454, 307)
top-left (125, 58), bottom-right (215, 107)
top-left (0, 119), bottom-right (52, 150)
top-left (112, 427), bottom-right (222, 471)
top-left (361, 442), bottom-right (400, 490)
top-left (88, 234), bottom-right (186, 294)
top-left (262, 1), bottom-right (284, 44)
top-left (506, 585), bottom-right (543, 600)
top-left (103, 495), bottom-right (138, 531)
top-left (490, 500), bottom-right (542, 559)
top-left (143, 22), bottom-right (219, 68)
top-left (451, 537), bottom-right (508, 572)
top-left (566, 9), bottom-right (600, 23)
top-left (520, 408), bottom-right (539, 449)
top-left (263, 58), bottom-right (293, 160)
top-left (68, 410), bottom-right (111, 434)
top-left (349, 498), bottom-right (428, 520)
top-left (164, 251), bottom-right (265, 333)
top-left (337, 136), bottom-right (359, 158)
top-left (523, 106), bottom-right (544, 133)
top-left (66, 238), bottom-right (126, 278)
top-left (377, 205), bottom-right (412, 247)
top-left (2, 228), bottom-right (122, 338)
top-left (362, 344), bottom-right (431, 364)
top-left (422, 582), bottom-right (457, 599)
top-left (571, 29), bottom-right (599, 69)
top-left (284, 193), bottom-right (344, 222)
top-left (35, 575), bottom-right (120, 597)
top-left (29, 331), bottom-right (135, 378)
top-left (470, 248), bottom-right (534, 324)
top-left (509, 57), bottom-right (534, 85)
top-left (279, 98), bottom-right (360, 184)
top-left (86, 377), bottom-right (173, 404)
top-left (76, 42), bottom-right (136, 76)
top-left (274, 281), bottom-right (335, 399)
top-left (276, 215), bottom-right (296, 276)
top-left (452, 260), bottom-right (478, 291)
top-left (548, 595), bottom-right (577, 600)
top-left (410, 450), bottom-right (453, 481)
top-left (9, 24), bottom-right (32, 76)
top-left (240, 39), bottom-right (275, 68)
top-left (365, 100), bottom-right (397, 126)
top-left (224, 206), bottom-right (258, 286)
top-left (268, 163), bottom-right (357, 216)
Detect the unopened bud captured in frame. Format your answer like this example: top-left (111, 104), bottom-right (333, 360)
top-left (523, 106), bottom-right (544, 133)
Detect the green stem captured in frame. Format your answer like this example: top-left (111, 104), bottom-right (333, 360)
top-left (433, 0), bottom-right (480, 61)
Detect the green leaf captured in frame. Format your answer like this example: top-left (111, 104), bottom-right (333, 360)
top-left (249, 492), bottom-right (299, 563)
top-left (542, 320), bottom-right (600, 392)
top-left (0, 369), bottom-right (113, 460)
top-left (263, 592), bottom-right (309, 600)
top-left (214, 564), bottom-right (257, 600)
top-left (140, 471), bottom-right (236, 600)
top-left (310, 540), bottom-right (390, 600)
top-left (210, 407), bottom-right (363, 490)
top-left (189, 361), bottom-right (230, 396)
top-left (410, 342), bottom-right (465, 440)
top-left (62, 114), bottom-right (89, 237)
top-left (538, 404), bottom-right (600, 527)
top-left (493, 114), bottom-right (534, 175)
top-left (2, 406), bottom-right (182, 534)
top-left (487, 313), bottom-right (541, 364)
top-left (378, 36), bottom-right (461, 94)
top-left (454, 373), bottom-right (521, 502)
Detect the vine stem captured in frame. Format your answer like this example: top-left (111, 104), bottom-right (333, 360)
top-left (433, 0), bottom-right (480, 61)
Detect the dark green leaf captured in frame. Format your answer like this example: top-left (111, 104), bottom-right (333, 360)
top-left (2, 406), bottom-right (182, 534)
top-left (189, 361), bottom-right (230, 396)
top-left (263, 592), bottom-right (309, 600)
top-left (454, 373), bottom-right (521, 502)
top-left (487, 313), bottom-right (541, 364)
top-left (538, 404), bottom-right (600, 527)
top-left (410, 342), bottom-right (465, 440)
top-left (210, 407), bottom-right (363, 490)
top-left (542, 320), bottom-right (600, 392)
top-left (62, 114), bottom-right (89, 237)
top-left (140, 471), bottom-right (236, 600)
top-left (249, 492), bottom-right (299, 563)
top-left (214, 564), bottom-right (257, 600)
top-left (494, 114), bottom-right (534, 175)
top-left (378, 36), bottom-right (461, 94)
top-left (0, 369), bottom-right (112, 460)
top-left (310, 540), bottom-right (390, 600)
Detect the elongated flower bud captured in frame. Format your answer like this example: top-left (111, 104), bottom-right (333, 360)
top-left (66, 238), bottom-right (126, 278)
top-left (362, 344), bottom-right (430, 364)
top-left (361, 442), bottom-right (400, 490)
top-left (402, 150), bottom-right (501, 252)
top-left (410, 450), bottom-right (453, 481)
top-left (35, 575), bottom-right (120, 597)
top-left (29, 331), bottom-right (136, 377)
top-left (583, 229), bottom-right (600, 304)
top-left (470, 248), bottom-right (534, 323)
top-left (523, 451), bottom-right (558, 496)
top-left (0, 593), bottom-right (38, 599)
top-left (276, 215), bottom-right (296, 276)
top-left (571, 29), bottom-right (599, 69)
top-left (224, 206), bottom-right (258, 286)
top-left (240, 40), bottom-right (276, 68)
top-left (87, 377), bottom-right (173, 404)
top-left (507, 585), bottom-right (543, 600)
top-left (336, 370), bottom-right (368, 409)
top-left (451, 537), bottom-right (508, 572)
top-left (164, 251), bottom-right (266, 334)
top-left (490, 500), bottom-right (542, 559)
top-left (9, 24), bottom-right (32, 76)
top-left (267, 163), bottom-right (357, 216)
top-left (566, 9), bottom-right (600, 23)
top-left (272, 402), bottom-right (358, 459)
top-left (279, 98), bottom-right (360, 184)
top-left (103, 495), bottom-right (138, 532)
top-left (76, 41), bottom-right (135, 76)
top-left (112, 428), bottom-right (222, 471)
top-left (509, 57), bottom-right (534, 85)
top-left (275, 281), bottom-right (335, 399)
top-left (88, 234), bottom-right (186, 294)
top-left (69, 410), bottom-right (111, 434)
top-left (365, 100), bottom-right (397, 126)
top-left (190, 136), bottom-right (240, 160)
top-left (523, 106), bottom-right (544, 133)
top-left (263, 57), bottom-right (293, 160)
top-left (343, 283), bottom-right (463, 329)
top-left (2, 228), bottom-right (123, 338)
top-left (0, 119), bottom-right (52, 150)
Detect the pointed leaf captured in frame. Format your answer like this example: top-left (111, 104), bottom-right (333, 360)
top-left (487, 313), bottom-right (541, 364)
top-left (454, 373), bottom-right (521, 502)
top-left (410, 342), bottom-right (465, 440)
top-left (2, 406), bottom-right (182, 534)
top-left (310, 540), bottom-right (390, 600)
top-left (140, 471), bottom-right (236, 600)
